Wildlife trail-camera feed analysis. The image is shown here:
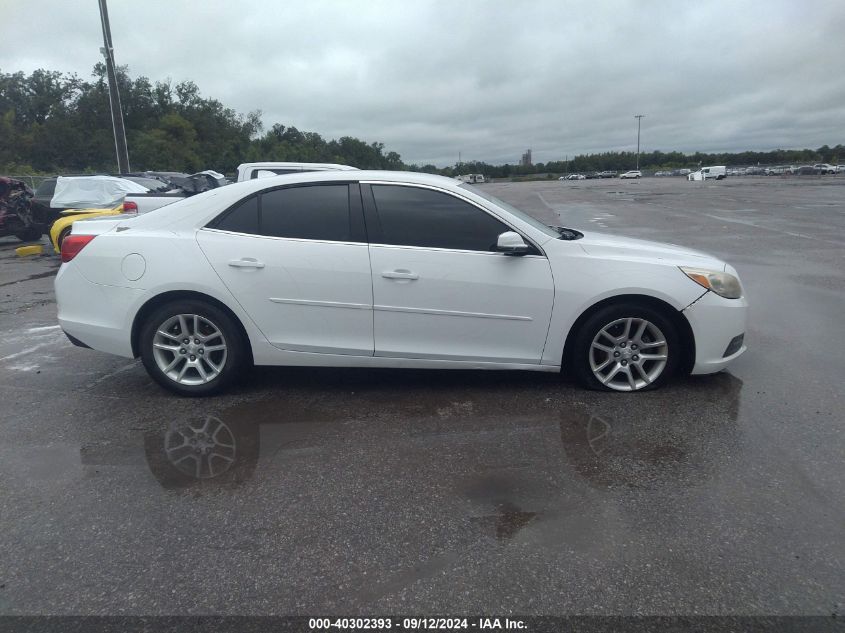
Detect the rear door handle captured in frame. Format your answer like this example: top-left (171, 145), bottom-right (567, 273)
top-left (228, 258), bottom-right (265, 269)
top-left (382, 269), bottom-right (419, 280)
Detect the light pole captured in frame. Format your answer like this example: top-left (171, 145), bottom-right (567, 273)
top-left (634, 114), bottom-right (645, 170)
top-left (98, 0), bottom-right (130, 173)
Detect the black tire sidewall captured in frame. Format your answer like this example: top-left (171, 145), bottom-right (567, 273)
top-left (57, 227), bottom-right (72, 248)
top-left (140, 300), bottom-right (246, 396)
top-left (572, 303), bottom-right (680, 392)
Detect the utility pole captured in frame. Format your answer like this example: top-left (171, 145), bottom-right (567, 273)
top-left (634, 114), bottom-right (645, 170)
top-left (98, 0), bottom-right (130, 173)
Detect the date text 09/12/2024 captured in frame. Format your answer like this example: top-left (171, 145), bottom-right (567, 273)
top-left (308, 618), bottom-right (527, 630)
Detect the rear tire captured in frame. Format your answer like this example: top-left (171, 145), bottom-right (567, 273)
top-left (56, 227), bottom-right (72, 249)
top-left (572, 302), bottom-right (680, 392)
top-left (139, 300), bottom-right (247, 396)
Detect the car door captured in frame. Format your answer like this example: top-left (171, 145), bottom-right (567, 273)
top-left (364, 183), bottom-right (555, 364)
top-left (196, 182), bottom-right (374, 356)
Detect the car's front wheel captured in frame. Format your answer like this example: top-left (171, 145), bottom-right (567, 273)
top-left (572, 303), bottom-right (680, 392)
top-left (139, 300), bottom-right (247, 396)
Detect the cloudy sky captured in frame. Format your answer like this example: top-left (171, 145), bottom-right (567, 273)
top-left (3, 0), bottom-right (843, 166)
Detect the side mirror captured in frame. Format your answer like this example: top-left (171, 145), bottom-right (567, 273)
top-left (496, 231), bottom-right (530, 255)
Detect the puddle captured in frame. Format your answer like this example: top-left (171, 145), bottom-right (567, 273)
top-left (559, 374), bottom-right (743, 490)
top-left (469, 501), bottom-right (538, 541)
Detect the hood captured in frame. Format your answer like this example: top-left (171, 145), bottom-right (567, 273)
top-left (577, 231), bottom-right (726, 270)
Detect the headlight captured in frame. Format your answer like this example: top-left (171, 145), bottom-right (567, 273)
top-left (680, 267), bottom-right (743, 299)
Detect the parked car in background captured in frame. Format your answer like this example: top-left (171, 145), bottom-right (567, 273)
top-left (620, 170), bottom-right (642, 179)
top-left (764, 166), bottom-right (791, 176)
top-left (0, 177), bottom-right (43, 241)
top-left (598, 171), bottom-right (617, 178)
top-left (688, 166), bottom-right (727, 181)
top-left (564, 174), bottom-right (586, 180)
top-left (455, 174), bottom-right (486, 184)
top-left (836, 165), bottom-right (845, 174)
top-left (236, 162), bottom-right (357, 182)
top-left (813, 163), bottom-right (837, 174)
top-left (47, 175), bottom-right (150, 251)
top-left (31, 174), bottom-right (168, 220)
top-left (744, 166), bottom-right (767, 176)
top-left (55, 170), bottom-right (747, 396)
top-left (123, 170), bottom-right (229, 215)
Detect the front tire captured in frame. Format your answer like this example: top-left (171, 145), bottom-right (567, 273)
top-left (139, 300), bottom-right (247, 396)
top-left (572, 303), bottom-right (680, 392)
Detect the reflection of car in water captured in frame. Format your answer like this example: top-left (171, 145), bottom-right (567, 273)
top-left (143, 416), bottom-right (259, 490)
top-left (559, 372), bottom-right (743, 489)
top-left (135, 370), bottom-right (742, 496)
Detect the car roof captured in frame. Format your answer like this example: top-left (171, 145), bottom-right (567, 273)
top-left (237, 162), bottom-right (358, 171)
top-left (227, 169), bottom-right (458, 191)
top-left (122, 170), bottom-right (494, 234)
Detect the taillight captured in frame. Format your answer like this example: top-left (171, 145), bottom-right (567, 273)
top-left (122, 200), bottom-right (138, 214)
top-left (61, 234), bottom-right (96, 263)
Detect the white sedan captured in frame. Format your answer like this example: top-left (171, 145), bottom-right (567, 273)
top-left (620, 170), bottom-right (642, 179)
top-left (55, 171), bottom-right (747, 395)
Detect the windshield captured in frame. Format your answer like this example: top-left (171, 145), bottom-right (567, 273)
top-left (459, 183), bottom-right (559, 238)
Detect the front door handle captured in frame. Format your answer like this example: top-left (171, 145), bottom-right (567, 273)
top-left (228, 258), bottom-right (265, 269)
top-left (382, 269), bottom-right (419, 280)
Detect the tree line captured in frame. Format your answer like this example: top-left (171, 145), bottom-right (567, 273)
top-left (0, 65), bottom-right (404, 175)
top-left (0, 65), bottom-right (840, 178)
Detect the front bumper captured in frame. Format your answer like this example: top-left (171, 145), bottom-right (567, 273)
top-left (683, 291), bottom-right (748, 374)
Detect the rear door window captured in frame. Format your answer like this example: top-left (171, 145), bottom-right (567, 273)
top-left (259, 184), bottom-right (351, 242)
top-left (209, 184), bottom-right (358, 242)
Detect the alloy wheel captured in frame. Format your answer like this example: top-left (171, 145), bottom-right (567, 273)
top-left (152, 313), bottom-right (228, 385)
top-left (589, 317), bottom-right (668, 392)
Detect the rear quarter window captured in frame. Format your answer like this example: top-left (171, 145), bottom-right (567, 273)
top-left (213, 195), bottom-right (259, 234)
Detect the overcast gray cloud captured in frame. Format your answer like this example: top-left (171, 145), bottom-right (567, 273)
top-left (2, 0), bottom-right (843, 165)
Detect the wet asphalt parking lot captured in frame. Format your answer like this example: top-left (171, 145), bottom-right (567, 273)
top-left (0, 176), bottom-right (842, 616)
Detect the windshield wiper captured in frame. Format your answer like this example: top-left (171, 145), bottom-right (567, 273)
top-left (551, 226), bottom-right (583, 240)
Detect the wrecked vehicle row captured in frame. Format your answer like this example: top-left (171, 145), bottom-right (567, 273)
top-left (6, 163), bottom-right (356, 252)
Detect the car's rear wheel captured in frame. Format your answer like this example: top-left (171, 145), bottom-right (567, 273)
top-left (139, 300), bottom-right (246, 396)
top-left (572, 303), bottom-right (680, 392)
top-left (56, 227), bottom-right (72, 250)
